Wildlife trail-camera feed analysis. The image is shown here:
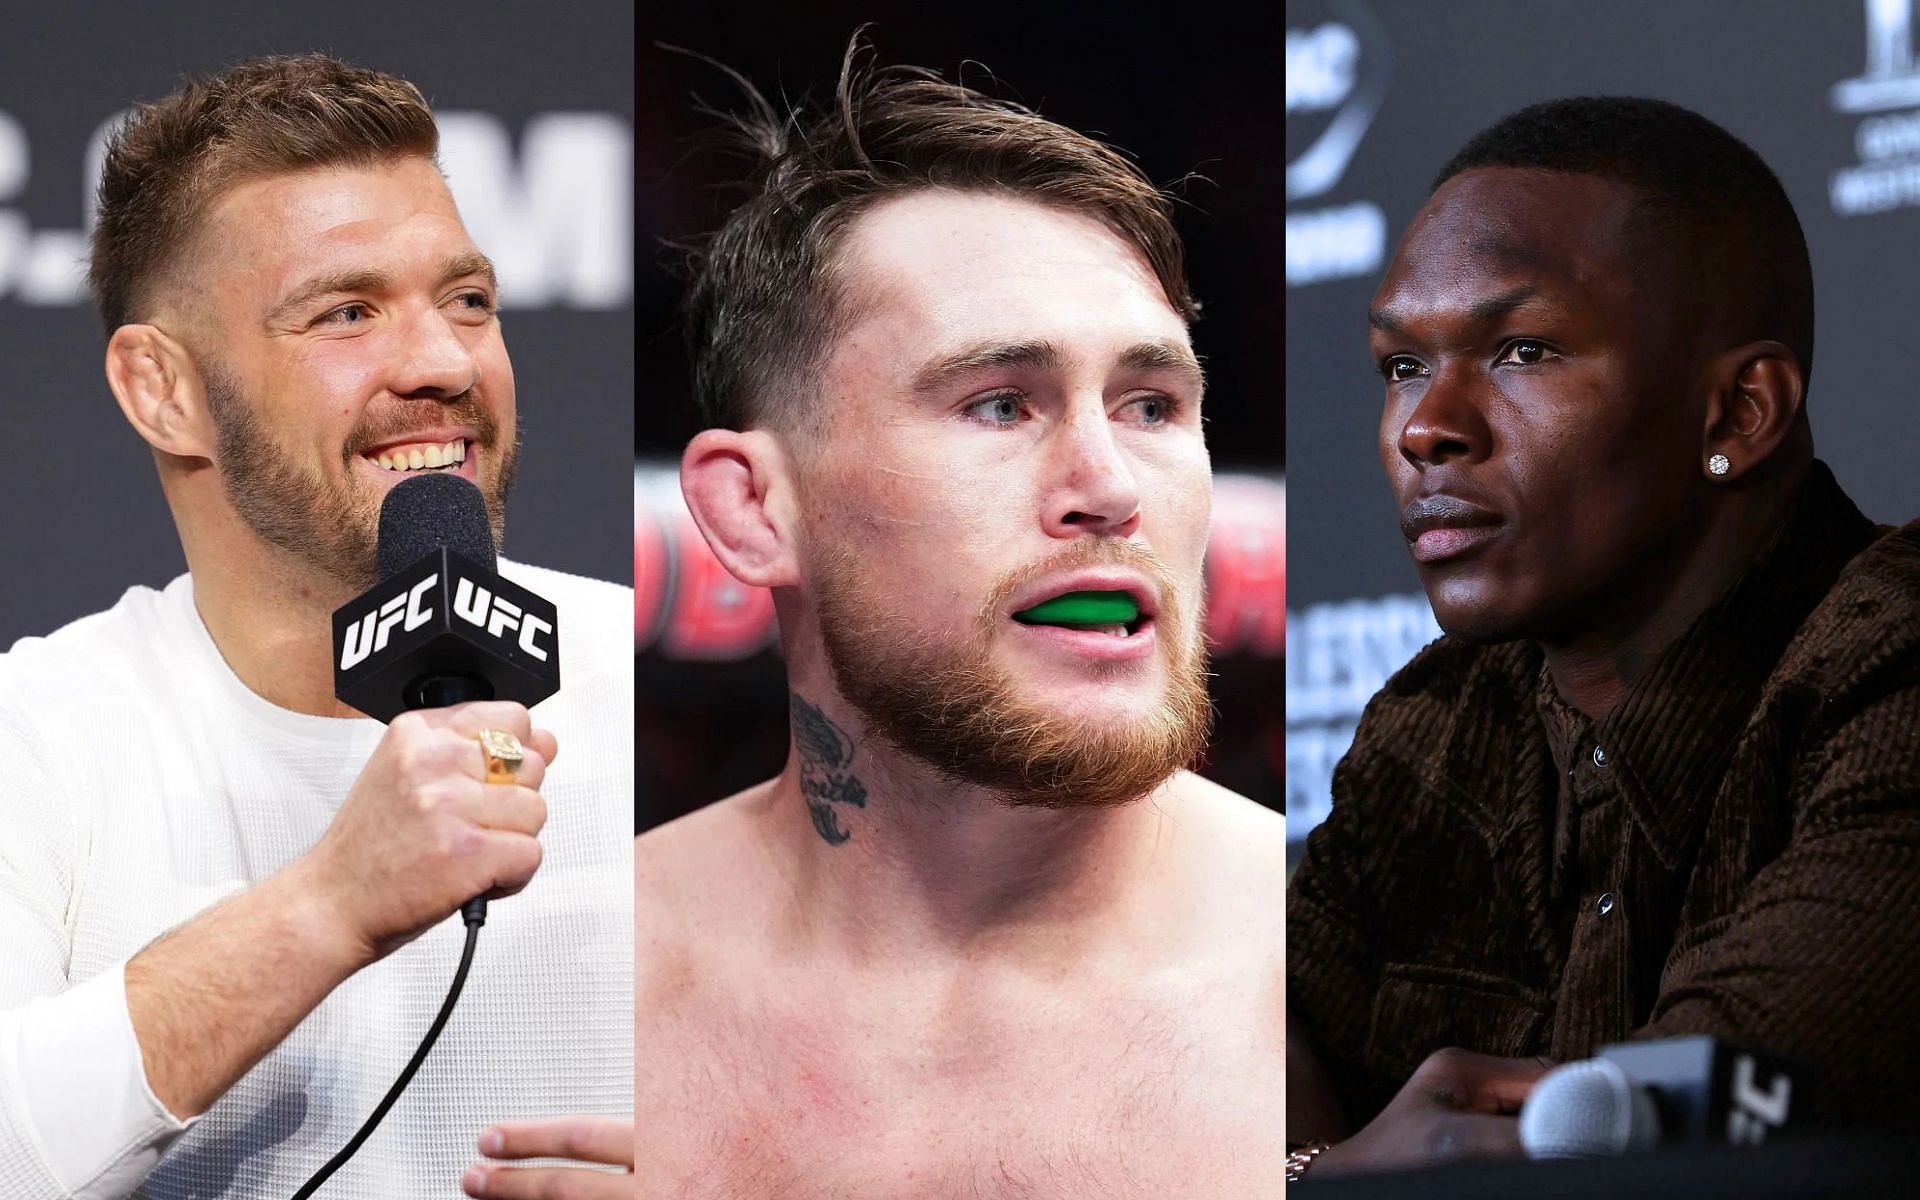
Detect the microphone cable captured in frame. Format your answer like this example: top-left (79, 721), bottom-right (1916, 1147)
top-left (290, 907), bottom-right (485, 1198)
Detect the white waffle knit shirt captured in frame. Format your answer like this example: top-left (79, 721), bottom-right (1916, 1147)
top-left (0, 562), bottom-right (635, 1199)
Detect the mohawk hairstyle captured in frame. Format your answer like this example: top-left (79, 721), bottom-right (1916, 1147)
top-left (676, 31), bottom-right (1198, 433)
top-left (1434, 96), bottom-right (1815, 388)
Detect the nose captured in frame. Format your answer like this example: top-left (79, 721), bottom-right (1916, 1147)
top-left (386, 302), bottom-right (482, 401)
top-left (1041, 399), bottom-right (1143, 539)
top-left (1395, 366), bottom-right (1491, 470)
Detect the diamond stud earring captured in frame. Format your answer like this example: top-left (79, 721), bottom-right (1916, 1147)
top-left (1708, 453), bottom-right (1730, 476)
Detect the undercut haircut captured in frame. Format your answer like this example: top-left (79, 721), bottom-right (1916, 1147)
top-left (89, 53), bottom-right (439, 335)
top-left (1434, 96), bottom-right (1816, 390)
top-left (680, 34), bottom-right (1199, 433)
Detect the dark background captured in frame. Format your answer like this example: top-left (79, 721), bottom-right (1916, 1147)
top-left (1286, 0), bottom-right (1920, 851)
top-left (0, 1), bottom-right (634, 646)
top-left (638, 4), bottom-right (1286, 830)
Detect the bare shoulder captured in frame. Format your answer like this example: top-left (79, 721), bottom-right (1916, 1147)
top-left (1161, 770), bottom-right (1286, 874)
top-left (633, 785), bottom-right (786, 1182)
top-left (1157, 771), bottom-right (1284, 961)
top-left (635, 780), bottom-right (770, 892)
top-left (634, 780), bottom-right (783, 984)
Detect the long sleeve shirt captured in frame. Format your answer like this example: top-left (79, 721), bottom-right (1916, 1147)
top-left (1289, 461), bottom-right (1920, 1129)
top-left (0, 563), bottom-right (634, 1198)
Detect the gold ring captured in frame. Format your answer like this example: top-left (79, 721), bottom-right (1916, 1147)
top-left (478, 729), bottom-right (525, 784)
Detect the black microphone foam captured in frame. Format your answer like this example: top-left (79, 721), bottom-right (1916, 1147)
top-left (377, 472), bottom-right (496, 580)
top-left (334, 473), bottom-right (559, 724)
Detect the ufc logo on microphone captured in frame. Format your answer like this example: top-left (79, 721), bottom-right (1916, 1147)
top-left (454, 576), bottom-right (554, 661)
top-left (338, 574), bottom-right (438, 670)
top-left (1727, 1054), bottom-right (1793, 1145)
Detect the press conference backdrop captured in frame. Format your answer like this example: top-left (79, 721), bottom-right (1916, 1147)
top-left (0, 2), bottom-right (634, 647)
top-left (1286, 0), bottom-right (1920, 854)
top-left (639, 7), bottom-right (1284, 828)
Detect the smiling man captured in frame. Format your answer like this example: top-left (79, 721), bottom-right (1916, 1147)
top-left (636, 44), bottom-right (1284, 1196)
top-left (0, 57), bottom-right (631, 1197)
top-left (1286, 97), bottom-right (1920, 1178)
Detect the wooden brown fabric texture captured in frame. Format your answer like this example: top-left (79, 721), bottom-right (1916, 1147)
top-left (1289, 460), bottom-right (1920, 1127)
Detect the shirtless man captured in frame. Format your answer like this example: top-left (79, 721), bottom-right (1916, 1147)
top-left (633, 45), bottom-right (1284, 1197)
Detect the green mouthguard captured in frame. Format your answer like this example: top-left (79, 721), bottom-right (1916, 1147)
top-left (1013, 590), bottom-right (1140, 627)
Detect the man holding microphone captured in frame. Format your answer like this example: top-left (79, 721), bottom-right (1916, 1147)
top-left (0, 55), bottom-right (632, 1196)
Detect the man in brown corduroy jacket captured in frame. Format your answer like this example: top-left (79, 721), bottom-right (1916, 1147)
top-left (1287, 96), bottom-right (1920, 1177)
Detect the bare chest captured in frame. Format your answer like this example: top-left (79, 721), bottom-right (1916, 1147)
top-left (638, 967), bottom-right (1282, 1199)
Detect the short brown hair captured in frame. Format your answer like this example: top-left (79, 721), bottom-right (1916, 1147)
top-left (89, 53), bottom-right (439, 334)
top-left (681, 36), bottom-right (1199, 433)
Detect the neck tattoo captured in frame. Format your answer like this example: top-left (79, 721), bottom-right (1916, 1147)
top-left (790, 692), bottom-right (869, 845)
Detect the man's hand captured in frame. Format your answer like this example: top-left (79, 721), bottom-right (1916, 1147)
top-left (1312, 1048), bottom-right (1554, 1176)
top-left (125, 700), bottom-right (559, 1120)
top-left (301, 700), bottom-right (557, 962)
top-left (462, 1117), bottom-right (635, 1198)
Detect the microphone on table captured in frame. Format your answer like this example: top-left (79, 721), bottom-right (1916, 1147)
top-left (330, 470), bottom-right (562, 923)
top-left (1520, 1036), bottom-right (1809, 1159)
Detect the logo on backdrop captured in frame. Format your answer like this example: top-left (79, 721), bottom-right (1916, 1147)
top-left (1284, 592), bottom-right (1440, 843)
top-left (1286, 0), bottom-right (1391, 288)
top-left (0, 111), bottom-right (632, 307)
top-left (1828, 0), bottom-right (1920, 216)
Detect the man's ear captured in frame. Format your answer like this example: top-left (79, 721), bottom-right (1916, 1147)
top-left (680, 428), bottom-right (803, 590)
top-left (104, 323), bottom-right (211, 459)
top-left (1700, 340), bottom-right (1805, 483)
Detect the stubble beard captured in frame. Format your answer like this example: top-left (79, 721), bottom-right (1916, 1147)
top-left (814, 539), bottom-right (1214, 810)
top-left (203, 364), bottom-right (517, 591)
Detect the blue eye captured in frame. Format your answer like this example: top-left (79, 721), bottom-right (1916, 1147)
top-left (320, 304), bottom-right (368, 326)
top-left (965, 393), bottom-right (1024, 424)
top-left (1126, 395), bottom-right (1176, 424)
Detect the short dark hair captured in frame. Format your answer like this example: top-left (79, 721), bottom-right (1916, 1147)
top-left (680, 34), bottom-right (1198, 433)
top-left (1434, 96), bottom-right (1815, 389)
top-left (90, 54), bottom-right (439, 335)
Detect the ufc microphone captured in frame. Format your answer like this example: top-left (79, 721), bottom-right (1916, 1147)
top-left (1520, 1036), bottom-right (1808, 1159)
top-left (331, 472), bottom-right (562, 922)
top-left (333, 472), bottom-right (560, 722)
top-left (301, 472), bottom-right (566, 1197)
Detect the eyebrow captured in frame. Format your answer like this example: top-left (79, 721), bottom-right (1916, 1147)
top-left (1466, 284), bottom-right (1542, 323)
top-left (265, 250), bottom-right (499, 326)
top-left (908, 337), bottom-right (1206, 395)
top-left (1367, 307), bottom-right (1409, 337)
top-left (1369, 284), bottom-right (1546, 339)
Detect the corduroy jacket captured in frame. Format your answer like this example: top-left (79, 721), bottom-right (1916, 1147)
top-left (1289, 460), bottom-right (1920, 1128)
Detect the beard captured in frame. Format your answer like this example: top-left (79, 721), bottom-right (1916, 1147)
top-left (203, 364), bottom-right (517, 590)
top-left (814, 537), bottom-right (1213, 810)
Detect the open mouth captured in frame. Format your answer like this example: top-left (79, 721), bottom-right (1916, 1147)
top-left (1011, 590), bottom-right (1152, 639)
top-left (361, 437), bottom-right (469, 474)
